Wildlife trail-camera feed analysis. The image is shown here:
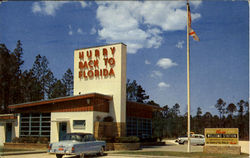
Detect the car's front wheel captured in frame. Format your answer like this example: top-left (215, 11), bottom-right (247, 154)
top-left (56, 154), bottom-right (63, 158)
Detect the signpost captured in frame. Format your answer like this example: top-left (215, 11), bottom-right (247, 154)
top-left (203, 128), bottom-right (241, 155)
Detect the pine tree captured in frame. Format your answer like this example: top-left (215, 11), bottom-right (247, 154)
top-left (226, 103), bottom-right (236, 116)
top-left (136, 85), bottom-right (149, 103)
top-left (31, 54), bottom-right (54, 100)
top-left (49, 80), bottom-right (66, 99)
top-left (215, 98), bottom-right (226, 126)
top-left (62, 68), bottom-right (73, 96)
top-left (0, 44), bottom-right (12, 112)
top-left (126, 79), bottom-right (149, 103)
top-left (12, 40), bottom-right (24, 104)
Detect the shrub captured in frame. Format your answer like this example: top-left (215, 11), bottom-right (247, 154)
top-left (103, 116), bottom-right (114, 122)
top-left (97, 137), bottom-right (115, 143)
top-left (11, 137), bottom-right (49, 144)
top-left (140, 137), bottom-right (157, 142)
top-left (30, 137), bottom-right (38, 143)
top-left (115, 136), bottom-right (139, 143)
top-left (96, 115), bottom-right (101, 121)
top-left (12, 137), bottom-right (19, 143)
top-left (18, 137), bottom-right (26, 143)
top-left (38, 137), bottom-right (49, 144)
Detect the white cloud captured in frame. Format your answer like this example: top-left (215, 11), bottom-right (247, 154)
top-left (156, 58), bottom-right (178, 69)
top-left (176, 40), bottom-right (185, 49)
top-left (145, 60), bottom-right (151, 65)
top-left (32, 2), bottom-right (42, 13)
top-left (150, 71), bottom-right (163, 78)
top-left (77, 28), bottom-right (84, 35)
top-left (31, 2), bottom-right (88, 16)
top-left (90, 27), bottom-right (97, 35)
top-left (79, 1), bottom-right (87, 8)
top-left (68, 31), bottom-right (73, 36)
top-left (31, 1), bottom-right (68, 16)
top-left (31, 1), bottom-right (201, 53)
top-left (68, 25), bottom-right (73, 36)
top-left (158, 82), bottom-right (170, 88)
top-left (96, 1), bottom-right (201, 53)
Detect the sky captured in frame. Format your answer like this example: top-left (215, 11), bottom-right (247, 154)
top-left (0, 1), bottom-right (248, 116)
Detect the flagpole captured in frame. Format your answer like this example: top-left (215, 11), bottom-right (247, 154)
top-left (186, 1), bottom-right (191, 153)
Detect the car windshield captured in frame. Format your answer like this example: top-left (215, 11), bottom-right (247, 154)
top-left (64, 134), bottom-right (83, 141)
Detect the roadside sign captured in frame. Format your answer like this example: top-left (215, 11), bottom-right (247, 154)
top-left (205, 128), bottom-right (238, 145)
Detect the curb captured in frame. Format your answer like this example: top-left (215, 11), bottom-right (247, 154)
top-left (107, 154), bottom-right (185, 158)
top-left (0, 150), bottom-right (47, 156)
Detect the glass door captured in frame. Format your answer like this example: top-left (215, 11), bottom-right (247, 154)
top-left (5, 123), bottom-right (12, 142)
top-left (59, 122), bottom-right (67, 141)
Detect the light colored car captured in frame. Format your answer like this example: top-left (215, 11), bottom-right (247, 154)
top-left (177, 134), bottom-right (205, 145)
top-left (48, 133), bottom-right (106, 158)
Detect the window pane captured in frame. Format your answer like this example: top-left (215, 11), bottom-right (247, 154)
top-left (73, 120), bottom-right (86, 129)
top-left (20, 113), bottom-right (51, 138)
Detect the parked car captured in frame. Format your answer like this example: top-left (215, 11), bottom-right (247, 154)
top-left (177, 134), bottom-right (205, 145)
top-left (48, 133), bottom-right (106, 158)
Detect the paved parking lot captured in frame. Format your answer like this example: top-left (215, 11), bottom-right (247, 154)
top-left (0, 142), bottom-right (202, 158)
top-left (0, 140), bottom-right (248, 158)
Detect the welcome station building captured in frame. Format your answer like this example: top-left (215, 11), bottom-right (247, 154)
top-left (0, 43), bottom-right (160, 145)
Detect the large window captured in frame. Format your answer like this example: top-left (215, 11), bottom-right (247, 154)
top-left (126, 117), bottom-right (152, 138)
top-left (20, 113), bottom-right (51, 137)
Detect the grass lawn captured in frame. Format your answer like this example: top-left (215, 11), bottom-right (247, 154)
top-left (115, 151), bottom-right (249, 158)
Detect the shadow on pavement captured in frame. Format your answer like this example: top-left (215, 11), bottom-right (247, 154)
top-left (65, 153), bottom-right (108, 158)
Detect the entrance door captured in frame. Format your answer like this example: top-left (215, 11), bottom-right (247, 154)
top-left (59, 122), bottom-right (67, 141)
top-left (5, 123), bottom-right (12, 142)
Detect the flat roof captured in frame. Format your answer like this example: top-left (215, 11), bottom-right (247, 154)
top-left (75, 42), bottom-right (127, 51)
top-left (9, 93), bottom-right (112, 109)
top-left (127, 101), bottom-right (163, 110)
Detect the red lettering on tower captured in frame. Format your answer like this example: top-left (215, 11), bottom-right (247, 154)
top-left (87, 50), bottom-right (92, 58)
top-left (108, 58), bottom-right (115, 66)
top-left (103, 48), bottom-right (108, 56)
top-left (95, 49), bottom-right (100, 58)
top-left (110, 47), bottom-right (115, 56)
top-left (109, 68), bottom-right (115, 76)
top-left (79, 51), bottom-right (84, 59)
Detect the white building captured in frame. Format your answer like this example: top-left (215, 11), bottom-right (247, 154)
top-left (0, 43), bottom-right (160, 145)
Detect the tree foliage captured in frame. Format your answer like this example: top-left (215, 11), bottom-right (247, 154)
top-left (153, 99), bottom-right (249, 140)
top-left (62, 68), bottom-right (73, 96)
top-left (126, 79), bottom-right (149, 103)
top-left (49, 80), bottom-right (66, 99)
top-left (0, 41), bottom-right (73, 113)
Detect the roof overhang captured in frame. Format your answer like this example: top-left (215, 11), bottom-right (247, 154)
top-left (8, 93), bottom-right (112, 109)
top-left (126, 101), bottom-right (163, 111)
top-left (0, 114), bottom-right (17, 121)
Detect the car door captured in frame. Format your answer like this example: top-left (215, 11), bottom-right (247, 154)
top-left (74, 135), bottom-right (91, 155)
top-left (83, 135), bottom-right (93, 154)
top-left (88, 135), bottom-right (99, 153)
top-left (197, 135), bottom-right (205, 145)
top-left (190, 135), bottom-right (197, 145)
